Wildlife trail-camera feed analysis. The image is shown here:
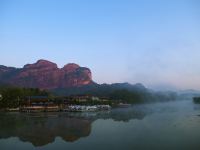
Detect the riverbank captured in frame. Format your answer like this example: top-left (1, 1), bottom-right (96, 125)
top-left (1, 104), bottom-right (112, 113)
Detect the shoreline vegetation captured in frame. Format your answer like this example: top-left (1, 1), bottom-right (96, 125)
top-left (193, 97), bottom-right (200, 104)
top-left (0, 86), bottom-right (177, 112)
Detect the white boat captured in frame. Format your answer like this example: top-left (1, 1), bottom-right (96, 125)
top-left (65, 105), bottom-right (98, 112)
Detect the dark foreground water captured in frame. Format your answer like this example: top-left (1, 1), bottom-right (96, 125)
top-left (1, 100), bottom-right (200, 150)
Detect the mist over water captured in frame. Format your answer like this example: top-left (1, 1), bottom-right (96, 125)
top-left (1, 99), bottom-right (200, 150)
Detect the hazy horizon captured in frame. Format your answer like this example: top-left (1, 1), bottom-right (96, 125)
top-left (1, 0), bottom-right (200, 90)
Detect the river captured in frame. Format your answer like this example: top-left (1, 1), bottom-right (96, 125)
top-left (0, 99), bottom-right (200, 150)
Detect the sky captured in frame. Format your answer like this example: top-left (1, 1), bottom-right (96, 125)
top-left (0, 0), bottom-right (200, 90)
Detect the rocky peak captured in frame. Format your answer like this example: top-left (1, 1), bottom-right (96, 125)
top-left (0, 59), bottom-right (93, 89)
top-left (62, 63), bottom-right (80, 72)
top-left (0, 65), bottom-right (16, 74)
top-left (23, 59), bottom-right (58, 70)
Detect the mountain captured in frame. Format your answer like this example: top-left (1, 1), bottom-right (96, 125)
top-left (51, 82), bottom-right (148, 96)
top-left (0, 59), bottom-right (94, 89)
top-left (177, 89), bottom-right (200, 100)
top-left (0, 60), bottom-right (178, 102)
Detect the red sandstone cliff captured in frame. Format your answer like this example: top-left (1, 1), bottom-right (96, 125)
top-left (0, 59), bottom-right (93, 89)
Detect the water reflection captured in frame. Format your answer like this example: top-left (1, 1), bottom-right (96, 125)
top-left (0, 113), bottom-right (92, 146)
top-left (0, 107), bottom-right (146, 147)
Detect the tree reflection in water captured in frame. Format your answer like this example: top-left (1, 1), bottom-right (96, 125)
top-left (0, 106), bottom-right (147, 147)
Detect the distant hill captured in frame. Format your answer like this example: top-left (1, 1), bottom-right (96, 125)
top-left (51, 82), bottom-right (177, 103)
top-left (51, 82), bottom-right (148, 96)
top-left (177, 89), bottom-right (200, 100)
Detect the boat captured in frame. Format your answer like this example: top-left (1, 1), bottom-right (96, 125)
top-left (20, 105), bottom-right (60, 112)
top-left (20, 106), bottom-right (45, 113)
top-left (117, 103), bottom-right (131, 108)
top-left (64, 105), bottom-right (98, 112)
top-left (96, 105), bottom-right (111, 110)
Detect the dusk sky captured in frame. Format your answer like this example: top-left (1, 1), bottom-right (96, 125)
top-left (1, 0), bottom-right (200, 90)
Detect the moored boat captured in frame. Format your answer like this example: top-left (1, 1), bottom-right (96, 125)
top-left (117, 103), bottom-right (131, 108)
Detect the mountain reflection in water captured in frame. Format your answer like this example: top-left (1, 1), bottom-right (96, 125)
top-left (0, 106), bottom-right (146, 147)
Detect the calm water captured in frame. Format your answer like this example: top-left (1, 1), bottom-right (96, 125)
top-left (1, 100), bottom-right (200, 150)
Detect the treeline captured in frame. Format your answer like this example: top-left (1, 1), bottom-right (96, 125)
top-left (97, 89), bottom-right (177, 104)
top-left (0, 84), bottom-right (178, 109)
top-left (53, 84), bottom-right (178, 104)
top-left (193, 97), bottom-right (200, 104)
top-left (0, 86), bottom-right (48, 108)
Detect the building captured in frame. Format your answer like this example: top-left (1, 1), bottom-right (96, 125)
top-left (24, 96), bottom-right (49, 106)
top-left (20, 96), bottom-right (60, 112)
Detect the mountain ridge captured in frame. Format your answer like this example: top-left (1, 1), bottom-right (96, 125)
top-left (0, 59), bottom-right (94, 89)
